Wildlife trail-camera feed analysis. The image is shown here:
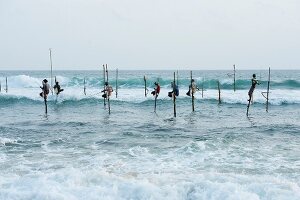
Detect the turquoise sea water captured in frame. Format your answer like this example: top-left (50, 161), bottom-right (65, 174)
top-left (0, 70), bottom-right (299, 200)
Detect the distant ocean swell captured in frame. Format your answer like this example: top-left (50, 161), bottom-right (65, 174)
top-left (0, 75), bottom-right (300, 90)
top-left (1, 89), bottom-right (299, 106)
top-left (0, 74), bottom-right (299, 106)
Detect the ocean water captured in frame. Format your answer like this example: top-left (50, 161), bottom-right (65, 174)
top-left (0, 70), bottom-right (299, 200)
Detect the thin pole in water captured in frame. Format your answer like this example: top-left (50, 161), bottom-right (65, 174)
top-left (49, 48), bottom-right (53, 95)
top-left (84, 77), bottom-right (86, 95)
top-left (103, 64), bottom-right (106, 106)
top-left (116, 68), bottom-right (118, 98)
top-left (154, 96), bottom-right (157, 112)
top-left (191, 71), bottom-right (195, 112)
top-left (202, 77), bottom-right (204, 98)
top-left (173, 72), bottom-right (177, 117)
top-left (5, 77), bottom-right (8, 93)
top-left (154, 89), bottom-right (157, 113)
top-left (44, 97), bottom-right (48, 114)
top-left (262, 67), bottom-right (271, 112)
top-left (266, 67), bottom-right (270, 112)
top-left (176, 70), bottom-right (179, 86)
top-left (144, 75), bottom-right (147, 97)
top-left (106, 65), bottom-right (110, 114)
top-left (54, 76), bottom-right (57, 97)
top-left (233, 64), bottom-right (236, 92)
top-left (246, 95), bottom-right (252, 117)
top-left (217, 80), bottom-right (221, 104)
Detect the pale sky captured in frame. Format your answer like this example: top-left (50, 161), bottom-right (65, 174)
top-left (0, 0), bottom-right (299, 70)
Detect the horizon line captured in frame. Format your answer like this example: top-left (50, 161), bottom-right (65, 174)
top-left (0, 68), bottom-right (299, 71)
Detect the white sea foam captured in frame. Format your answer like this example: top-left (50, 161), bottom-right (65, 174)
top-left (0, 137), bottom-right (18, 146)
top-left (128, 146), bottom-right (150, 157)
top-left (219, 78), bottom-right (234, 85)
top-left (1, 74), bottom-right (299, 105)
top-left (1, 75), bottom-right (41, 88)
top-left (0, 156), bottom-right (299, 200)
top-left (1, 86), bottom-right (300, 105)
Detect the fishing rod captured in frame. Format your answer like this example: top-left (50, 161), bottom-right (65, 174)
top-left (226, 64), bottom-right (236, 92)
top-left (85, 91), bottom-right (103, 98)
top-left (49, 48), bottom-right (53, 95)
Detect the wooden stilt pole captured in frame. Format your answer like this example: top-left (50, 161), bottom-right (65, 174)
top-left (116, 68), bottom-right (118, 98)
top-left (176, 70), bottom-right (179, 86)
top-left (233, 64), bottom-right (236, 92)
top-left (191, 71), bottom-right (195, 112)
top-left (266, 67), bottom-right (270, 112)
top-left (103, 65), bottom-right (106, 106)
top-left (173, 72), bottom-right (177, 117)
top-left (54, 76), bottom-right (58, 100)
top-left (262, 68), bottom-right (271, 112)
top-left (154, 79), bottom-right (158, 113)
top-left (106, 65), bottom-right (110, 114)
top-left (144, 75), bottom-right (147, 97)
top-left (154, 89), bottom-right (157, 113)
top-left (54, 76), bottom-right (57, 94)
top-left (201, 77), bottom-right (204, 98)
top-left (44, 97), bottom-right (48, 114)
top-left (5, 77), bottom-right (8, 93)
top-left (246, 95), bottom-right (251, 116)
top-left (218, 80), bottom-right (221, 104)
top-left (83, 77), bottom-right (86, 95)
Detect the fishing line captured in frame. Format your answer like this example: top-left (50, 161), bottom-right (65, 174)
top-left (85, 91), bottom-right (103, 98)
